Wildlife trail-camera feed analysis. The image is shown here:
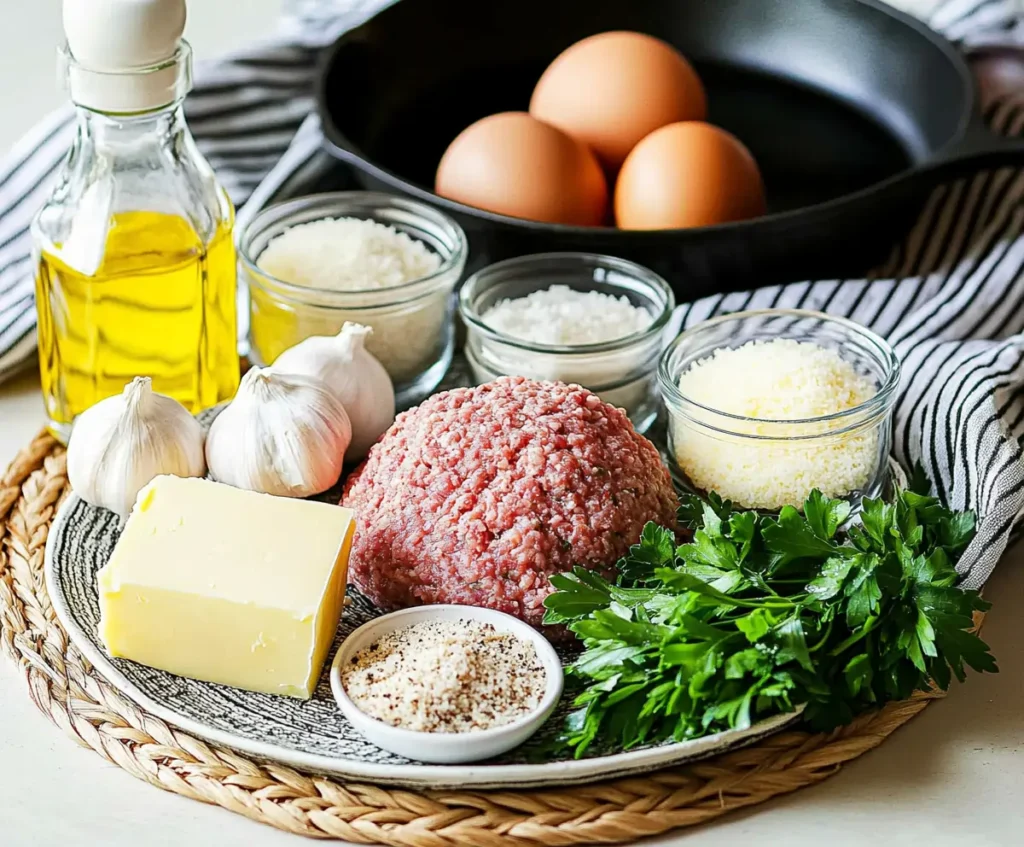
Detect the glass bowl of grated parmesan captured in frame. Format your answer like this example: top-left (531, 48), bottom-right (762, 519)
top-left (239, 192), bottom-right (467, 408)
top-left (658, 309), bottom-right (900, 513)
top-left (459, 253), bottom-right (675, 433)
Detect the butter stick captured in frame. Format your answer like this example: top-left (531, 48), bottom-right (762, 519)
top-left (97, 475), bottom-right (354, 699)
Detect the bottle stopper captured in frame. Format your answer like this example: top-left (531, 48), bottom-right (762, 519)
top-left (61, 0), bottom-right (191, 112)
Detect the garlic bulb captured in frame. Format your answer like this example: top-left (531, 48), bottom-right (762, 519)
top-left (66, 377), bottom-right (206, 517)
top-left (273, 322), bottom-right (395, 459)
top-left (206, 368), bottom-right (352, 497)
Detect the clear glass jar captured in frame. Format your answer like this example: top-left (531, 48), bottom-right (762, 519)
top-left (658, 309), bottom-right (900, 512)
top-left (459, 253), bottom-right (675, 433)
top-left (32, 42), bottom-right (239, 442)
top-left (239, 192), bottom-right (468, 408)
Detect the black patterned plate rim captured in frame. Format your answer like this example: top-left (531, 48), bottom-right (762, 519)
top-left (45, 492), bottom-right (802, 789)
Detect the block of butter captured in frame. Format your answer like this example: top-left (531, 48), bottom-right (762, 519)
top-left (97, 475), bottom-right (355, 699)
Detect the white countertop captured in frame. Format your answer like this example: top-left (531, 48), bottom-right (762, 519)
top-left (2, 2), bottom-right (1024, 845)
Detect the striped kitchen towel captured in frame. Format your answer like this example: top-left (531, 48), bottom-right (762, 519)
top-left (1, 0), bottom-right (1023, 589)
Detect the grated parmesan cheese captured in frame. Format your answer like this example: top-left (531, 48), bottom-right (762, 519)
top-left (482, 285), bottom-right (653, 345)
top-left (670, 339), bottom-right (881, 510)
top-left (258, 217), bottom-right (441, 290)
top-left (341, 619), bottom-right (546, 734)
top-left (253, 217), bottom-right (448, 385)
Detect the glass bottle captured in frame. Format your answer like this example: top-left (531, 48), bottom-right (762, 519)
top-left (32, 0), bottom-right (239, 442)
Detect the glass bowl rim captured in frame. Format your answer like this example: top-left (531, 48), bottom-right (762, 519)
top-left (458, 252), bottom-right (676, 355)
top-left (658, 308), bottom-right (902, 431)
top-left (237, 191), bottom-right (468, 299)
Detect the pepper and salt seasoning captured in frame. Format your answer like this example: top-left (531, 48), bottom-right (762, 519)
top-left (340, 618), bottom-right (547, 734)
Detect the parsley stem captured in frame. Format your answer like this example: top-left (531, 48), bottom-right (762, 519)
top-left (707, 595), bottom-right (796, 610)
top-left (828, 615), bottom-right (880, 657)
top-left (809, 620), bottom-right (834, 652)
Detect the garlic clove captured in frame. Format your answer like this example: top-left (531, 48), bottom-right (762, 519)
top-left (273, 322), bottom-right (395, 459)
top-left (205, 367), bottom-right (352, 498)
top-left (66, 377), bottom-right (206, 518)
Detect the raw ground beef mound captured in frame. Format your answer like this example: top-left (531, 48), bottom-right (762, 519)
top-left (341, 376), bottom-right (678, 629)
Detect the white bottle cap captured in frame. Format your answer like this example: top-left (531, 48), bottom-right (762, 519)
top-left (61, 0), bottom-right (190, 112)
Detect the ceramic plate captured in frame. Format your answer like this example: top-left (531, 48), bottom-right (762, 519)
top-left (45, 363), bottom-right (800, 788)
top-left (45, 490), bottom-right (801, 789)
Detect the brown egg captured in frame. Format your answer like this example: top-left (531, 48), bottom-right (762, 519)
top-left (615, 122), bottom-right (766, 230)
top-left (530, 31), bottom-right (706, 172)
top-left (435, 112), bottom-right (607, 226)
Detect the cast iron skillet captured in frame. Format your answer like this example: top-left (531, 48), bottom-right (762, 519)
top-left (316, 0), bottom-right (1024, 294)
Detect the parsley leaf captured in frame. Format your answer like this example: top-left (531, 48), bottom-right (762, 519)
top-left (544, 479), bottom-right (997, 757)
top-left (804, 490), bottom-right (851, 541)
top-left (762, 505), bottom-right (846, 566)
top-left (617, 523), bottom-right (676, 584)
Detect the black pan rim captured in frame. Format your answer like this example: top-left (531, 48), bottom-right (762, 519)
top-left (313, 0), bottom-right (976, 238)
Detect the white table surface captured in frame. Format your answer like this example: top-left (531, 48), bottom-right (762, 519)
top-left (2, 2), bottom-right (1024, 845)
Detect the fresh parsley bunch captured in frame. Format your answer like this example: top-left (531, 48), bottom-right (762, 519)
top-left (543, 476), bottom-right (996, 757)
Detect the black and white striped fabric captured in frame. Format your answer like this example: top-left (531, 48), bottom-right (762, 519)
top-left (1, 0), bottom-right (1023, 588)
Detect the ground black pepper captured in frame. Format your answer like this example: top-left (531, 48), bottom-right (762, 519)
top-left (340, 619), bottom-right (546, 733)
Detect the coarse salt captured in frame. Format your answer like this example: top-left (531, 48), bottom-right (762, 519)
top-left (470, 285), bottom-right (658, 418)
top-left (482, 285), bottom-right (653, 346)
top-left (340, 619), bottom-right (547, 734)
top-left (670, 339), bottom-right (881, 510)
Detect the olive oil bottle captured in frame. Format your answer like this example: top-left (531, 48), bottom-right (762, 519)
top-left (33, 0), bottom-right (239, 441)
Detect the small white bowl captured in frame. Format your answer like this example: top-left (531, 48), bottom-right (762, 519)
top-left (330, 605), bottom-right (564, 764)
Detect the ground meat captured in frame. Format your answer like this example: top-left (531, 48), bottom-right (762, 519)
top-left (341, 376), bottom-right (678, 629)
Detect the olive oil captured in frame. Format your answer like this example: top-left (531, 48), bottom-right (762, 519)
top-left (35, 211), bottom-right (239, 434)
top-left (33, 16), bottom-right (240, 441)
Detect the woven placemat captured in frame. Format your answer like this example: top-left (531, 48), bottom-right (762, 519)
top-left (1, 432), bottom-right (943, 845)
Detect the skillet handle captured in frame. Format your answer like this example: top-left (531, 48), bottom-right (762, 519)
top-left (926, 46), bottom-right (1024, 174)
top-left (929, 117), bottom-right (1024, 174)
top-left (933, 117), bottom-right (1024, 171)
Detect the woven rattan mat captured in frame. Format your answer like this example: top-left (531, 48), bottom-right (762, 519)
top-left (0, 432), bottom-right (942, 845)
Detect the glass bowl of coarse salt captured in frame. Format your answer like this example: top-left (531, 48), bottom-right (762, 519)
top-left (239, 192), bottom-right (467, 408)
top-left (658, 309), bottom-right (900, 513)
top-left (458, 253), bottom-right (676, 433)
